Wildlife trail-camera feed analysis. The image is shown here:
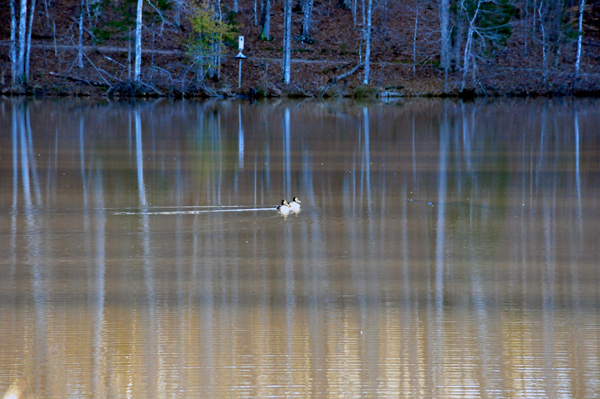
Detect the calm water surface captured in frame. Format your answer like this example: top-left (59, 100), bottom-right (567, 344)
top-left (0, 98), bottom-right (599, 398)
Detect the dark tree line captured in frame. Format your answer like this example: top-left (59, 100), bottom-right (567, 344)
top-left (5, 0), bottom-right (597, 93)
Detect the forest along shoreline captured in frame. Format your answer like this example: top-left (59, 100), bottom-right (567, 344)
top-left (2, 0), bottom-right (600, 99)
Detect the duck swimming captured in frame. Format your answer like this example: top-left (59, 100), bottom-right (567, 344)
top-left (289, 197), bottom-right (301, 213)
top-left (276, 199), bottom-right (291, 216)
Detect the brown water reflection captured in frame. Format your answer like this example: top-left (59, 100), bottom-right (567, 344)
top-left (1, 98), bottom-right (599, 398)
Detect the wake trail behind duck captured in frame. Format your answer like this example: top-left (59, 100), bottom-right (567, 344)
top-left (115, 208), bottom-right (275, 215)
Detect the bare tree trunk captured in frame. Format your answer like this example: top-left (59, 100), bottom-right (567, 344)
top-left (134, 0), bottom-right (143, 82)
top-left (538, 2), bottom-right (547, 85)
top-left (413, 4), bottom-right (419, 76)
top-left (78, 0), bottom-right (85, 69)
top-left (450, 20), bottom-right (463, 71)
top-left (17, 0), bottom-right (28, 82)
top-left (549, 0), bottom-right (565, 63)
top-left (361, 0), bottom-right (365, 26)
top-left (208, 0), bottom-right (222, 80)
top-left (439, 0), bottom-right (450, 91)
top-left (575, 0), bottom-right (585, 78)
top-left (362, 0), bottom-right (372, 84)
top-left (260, 0), bottom-right (271, 40)
top-left (233, 0), bottom-right (238, 12)
top-left (301, 0), bottom-right (315, 41)
top-left (359, 0), bottom-right (364, 62)
top-left (461, 27), bottom-right (474, 90)
top-left (127, 29), bottom-right (132, 79)
top-left (254, 0), bottom-right (257, 25)
top-left (24, 0), bottom-right (35, 79)
top-left (283, 0), bottom-right (291, 83)
top-left (173, 0), bottom-right (181, 27)
top-left (10, 0), bottom-right (17, 84)
top-left (461, 0), bottom-right (480, 91)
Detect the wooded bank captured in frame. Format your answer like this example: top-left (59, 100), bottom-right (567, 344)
top-left (1, 0), bottom-right (600, 97)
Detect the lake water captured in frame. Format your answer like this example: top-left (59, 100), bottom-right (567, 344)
top-left (0, 97), bottom-right (599, 398)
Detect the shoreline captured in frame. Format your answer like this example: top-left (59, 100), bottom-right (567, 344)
top-left (3, 77), bottom-right (600, 99)
top-left (3, 44), bottom-right (600, 99)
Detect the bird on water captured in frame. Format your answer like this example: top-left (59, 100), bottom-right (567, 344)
top-left (276, 200), bottom-right (291, 216)
top-left (289, 197), bottom-right (301, 213)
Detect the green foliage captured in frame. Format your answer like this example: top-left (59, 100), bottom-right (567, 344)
top-left (90, 0), bottom-right (171, 44)
top-left (463, 0), bottom-right (515, 51)
top-left (351, 84), bottom-right (378, 98)
top-left (186, 6), bottom-right (237, 75)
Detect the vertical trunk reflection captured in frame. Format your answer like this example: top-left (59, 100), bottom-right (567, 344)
top-left (1, 98), bottom-right (599, 398)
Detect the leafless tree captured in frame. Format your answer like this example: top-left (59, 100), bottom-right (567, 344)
top-left (260, 0), bottom-right (271, 40)
top-left (538, 2), bottom-right (548, 84)
top-left (439, 0), bottom-right (451, 90)
top-left (575, 0), bottom-right (585, 77)
top-left (301, 0), bottom-right (315, 42)
top-left (363, 0), bottom-right (372, 84)
top-left (134, 0), bottom-right (144, 82)
top-left (460, 0), bottom-right (481, 90)
top-left (78, 0), bottom-right (86, 69)
top-left (412, 2), bottom-right (420, 75)
top-left (10, 0), bottom-right (36, 85)
top-left (283, 0), bottom-right (292, 83)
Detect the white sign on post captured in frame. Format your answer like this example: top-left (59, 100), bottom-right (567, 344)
top-left (236, 36), bottom-right (246, 59)
top-left (236, 36), bottom-right (246, 88)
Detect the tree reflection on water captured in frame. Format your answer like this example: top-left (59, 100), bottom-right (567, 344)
top-left (0, 97), bottom-right (599, 398)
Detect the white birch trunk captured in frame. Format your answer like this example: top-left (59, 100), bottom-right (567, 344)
top-left (461, 0), bottom-right (480, 91)
top-left (10, 0), bottom-right (17, 84)
top-left (439, 0), bottom-right (450, 89)
top-left (461, 28), bottom-right (473, 90)
top-left (215, 0), bottom-right (221, 16)
top-left (233, 0), bottom-right (238, 12)
top-left (282, 0), bottom-right (291, 84)
top-left (575, 0), bottom-right (585, 77)
top-left (134, 0), bottom-right (143, 82)
top-left (538, 3), bottom-right (547, 83)
top-left (17, 0), bottom-right (28, 82)
top-left (361, 0), bottom-right (365, 27)
top-left (78, 0), bottom-right (85, 69)
top-left (24, 0), bottom-right (35, 79)
top-left (413, 5), bottom-right (419, 76)
top-left (362, 0), bottom-right (372, 84)
top-left (301, 0), bottom-right (314, 40)
top-left (207, 0), bottom-right (222, 80)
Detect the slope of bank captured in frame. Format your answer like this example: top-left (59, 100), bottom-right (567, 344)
top-left (1, 0), bottom-right (600, 98)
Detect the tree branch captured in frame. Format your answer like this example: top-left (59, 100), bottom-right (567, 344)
top-left (330, 62), bottom-right (364, 83)
top-left (48, 71), bottom-right (108, 86)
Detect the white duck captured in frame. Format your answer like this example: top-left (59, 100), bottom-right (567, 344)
top-left (276, 199), bottom-right (291, 216)
top-left (289, 197), bottom-right (301, 214)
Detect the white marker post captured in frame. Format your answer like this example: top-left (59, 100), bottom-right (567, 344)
top-left (235, 36), bottom-right (247, 89)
